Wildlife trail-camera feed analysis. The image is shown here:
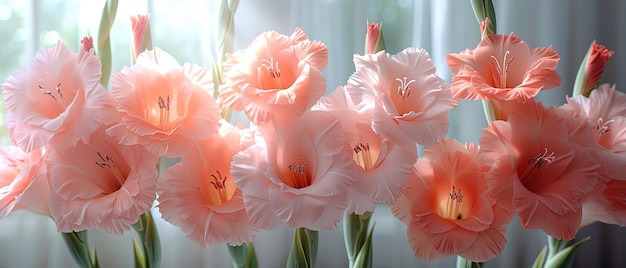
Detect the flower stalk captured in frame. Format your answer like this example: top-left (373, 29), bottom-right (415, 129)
top-left (61, 230), bottom-right (100, 268)
top-left (228, 242), bottom-right (259, 268)
top-left (287, 227), bottom-right (319, 268)
top-left (343, 211), bottom-right (374, 268)
top-left (96, 0), bottom-right (119, 89)
top-left (131, 210), bottom-right (161, 268)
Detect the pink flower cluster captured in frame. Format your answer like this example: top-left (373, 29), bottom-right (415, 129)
top-left (1, 22), bottom-right (624, 264)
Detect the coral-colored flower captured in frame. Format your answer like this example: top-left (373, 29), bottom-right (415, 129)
top-left (107, 48), bottom-right (221, 158)
top-left (480, 100), bottom-right (601, 240)
top-left (561, 84), bottom-right (626, 178)
top-left (315, 87), bottom-right (416, 214)
top-left (2, 41), bottom-right (117, 152)
top-left (346, 48), bottom-right (457, 146)
top-left (447, 33), bottom-right (561, 102)
top-left (47, 129), bottom-right (159, 234)
top-left (390, 138), bottom-right (510, 262)
top-left (231, 110), bottom-right (358, 230)
top-left (581, 41), bottom-right (614, 95)
top-left (218, 28), bottom-right (328, 124)
top-left (0, 145), bottom-right (49, 218)
top-left (157, 120), bottom-right (259, 247)
top-left (560, 84), bottom-right (626, 227)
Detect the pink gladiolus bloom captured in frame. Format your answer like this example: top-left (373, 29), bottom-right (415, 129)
top-left (447, 33), bottom-right (561, 102)
top-left (158, 120), bottom-right (259, 247)
top-left (0, 146), bottom-right (49, 218)
top-left (390, 138), bottom-right (510, 262)
top-left (315, 87), bottom-right (416, 214)
top-left (582, 41), bottom-right (614, 94)
top-left (480, 100), bottom-right (601, 240)
top-left (231, 110), bottom-right (358, 230)
top-left (130, 14), bottom-right (151, 59)
top-left (346, 48), bottom-right (457, 146)
top-left (2, 41), bottom-right (117, 152)
top-left (47, 129), bottom-right (159, 234)
top-left (561, 84), bottom-right (626, 178)
top-left (218, 28), bottom-right (328, 124)
top-left (107, 48), bottom-right (221, 158)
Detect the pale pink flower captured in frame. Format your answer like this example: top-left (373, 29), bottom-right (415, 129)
top-left (107, 48), bottom-right (221, 158)
top-left (80, 36), bottom-right (94, 53)
top-left (157, 120), bottom-right (258, 247)
top-left (391, 138), bottom-right (511, 262)
top-left (2, 41), bottom-right (117, 152)
top-left (447, 33), bottom-right (561, 102)
top-left (231, 110), bottom-right (359, 230)
top-left (0, 145), bottom-right (49, 218)
top-left (47, 129), bottom-right (159, 234)
top-left (346, 48), bottom-right (457, 146)
top-left (130, 14), bottom-right (152, 60)
top-left (365, 22), bottom-right (384, 54)
top-left (218, 28), bottom-right (328, 124)
top-left (480, 100), bottom-right (601, 240)
top-left (315, 87), bottom-right (416, 214)
top-left (561, 84), bottom-right (626, 178)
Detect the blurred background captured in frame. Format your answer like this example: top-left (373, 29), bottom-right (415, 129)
top-left (0, 0), bottom-right (625, 267)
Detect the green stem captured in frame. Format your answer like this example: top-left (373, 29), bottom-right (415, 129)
top-left (287, 227), bottom-right (319, 268)
top-left (343, 211), bottom-right (374, 268)
top-left (131, 210), bottom-right (161, 268)
top-left (456, 255), bottom-right (483, 268)
top-left (228, 242), bottom-right (258, 268)
top-left (61, 230), bottom-right (99, 268)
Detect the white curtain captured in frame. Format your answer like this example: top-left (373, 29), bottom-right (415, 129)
top-left (1, 0), bottom-right (625, 267)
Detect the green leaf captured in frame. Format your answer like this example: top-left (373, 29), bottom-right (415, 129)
top-left (287, 228), bottom-right (319, 268)
top-left (572, 43), bottom-right (593, 97)
top-left (132, 238), bottom-right (146, 268)
top-left (228, 242), bottom-right (258, 268)
top-left (545, 236), bottom-right (590, 268)
top-left (456, 256), bottom-right (483, 268)
top-left (96, 0), bottom-right (119, 89)
top-left (132, 210), bottom-right (161, 268)
top-left (352, 223), bottom-right (375, 268)
top-left (532, 246), bottom-right (547, 268)
top-left (343, 211), bottom-right (374, 268)
top-left (61, 230), bottom-right (98, 268)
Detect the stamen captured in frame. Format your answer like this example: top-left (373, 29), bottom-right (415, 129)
top-left (209, 170), bottom-right (229, 205)
top-left (39, 82), bottom-right (67, 107)
top-left (395, 77), bottom-right (415, 100)
top-left (288, 157), bottom-right (309, 189)
top-left (519, 148), bottom-right (556, 183)
top-left (260, 57), bottom-right (281, 79)
top-left (94, 152), bottom-right (126, 186)
top-left (490, 50), bottom-right (515, 88)
top-left (353, 142), bottom-right (373, 170)
top-left (595, 117), bottom-right (615, 136)
top-left (157, 95), bottom-right (170, 124)
top-left (444, 185), bottom-right (463, 220)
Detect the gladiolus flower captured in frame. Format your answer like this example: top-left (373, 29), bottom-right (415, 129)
top-left (480, 100), bottom-right (601, 240)
top-left (107, 48), bottom-right (221, 158)
top-left (157, 120), bottom-right (259, 247)
top-left (2, 41), bottom-right (117, 152)
top-left (231, 110), bottom-right (359, 230)
top-left (391, 138), bottom-right (510, 262)
top-left (0, 146), bottom-right (49, 218)
top-left (47, 129), bottom-right (159, 234)
top-left (130, 14), bottom-right (153, 62)
top-left (365, 22), bottom-right (385, 54)
top-left (573, 40), bottom-right (614, 96)
top-left (218, 28), bottom-right (328, 124)
top-left (346, 48), bottom-right (457, 146)
top-left (447, 33), bottom-right (561, 102)
top-left (315, 87), bottom-right (416, 214)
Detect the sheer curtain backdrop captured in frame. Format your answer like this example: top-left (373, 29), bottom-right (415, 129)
top-left (0, 0), bottom-right (625, 267)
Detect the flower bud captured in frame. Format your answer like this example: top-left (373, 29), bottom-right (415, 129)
top-left (365, 21), bottom-right (385, 54)
top-left (573, 40), bottom-right (614, 97)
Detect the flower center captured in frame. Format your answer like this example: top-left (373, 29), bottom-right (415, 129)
top-left (260, 57), bottom-right (281, 79)
top-left (94, 152), bottom-right (126, 188)
top-left (39, 82), bottom-right (69, 108)
top-left (395, 77), bottom-right (415, 100)
top-left (286, 157), bottom-right (310, 189)
top-left (443, 185), bottom-right (464, 220)
top-left (595, 117), bottom-right (614, 137)
top-left (490, 50), bottom-right (515, 88)
top-left (157, 95), bottom-right (170, 124)
top-left (519, 148), bottom-right (556, 184)
top-left (353, 142), bottom-right (374, 170)
top-left (208, 170), bottom-right (231, 206)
